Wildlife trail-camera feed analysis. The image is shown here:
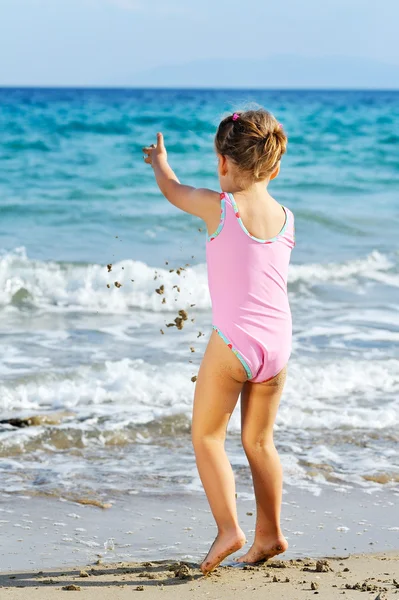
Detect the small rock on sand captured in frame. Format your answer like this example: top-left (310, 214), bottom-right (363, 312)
top-left (62, 584), bottom-right (81, 591)
top-left (316, 560), bottom-right (333, 572)
top-left (268, 561), bottom-right (286, 568)
top-left (79, 570), bottom-right (89, 577)
top-left (135, 585), bottom-right (144, 591)
top-left (311, 581), bottom-right (319, 590)
top-left (174, 564), bottom-right (193, 580)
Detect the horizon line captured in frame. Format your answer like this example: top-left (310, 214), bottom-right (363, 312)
top-left (0, 85), bottom-right (399, 92)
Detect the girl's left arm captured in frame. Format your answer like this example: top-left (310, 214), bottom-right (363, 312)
top-left (143, 133), bottom-right (220, 221)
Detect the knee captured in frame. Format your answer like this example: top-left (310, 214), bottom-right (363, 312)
top-left (191, 428), bottom-right (225, 452)
top-left (241, 431), bottom-right (275, 457)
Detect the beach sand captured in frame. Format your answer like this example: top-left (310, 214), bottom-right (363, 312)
top-left (1, 489), bottom-right (399, 599)
top-left (1, 551), bottom-right (398, 599)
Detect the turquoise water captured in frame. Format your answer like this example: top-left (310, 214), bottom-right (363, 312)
top-left (0, 88), bottom-right (398, 506)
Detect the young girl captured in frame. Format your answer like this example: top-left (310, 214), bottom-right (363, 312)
top-left (143, 108), bottom-right (295, 575)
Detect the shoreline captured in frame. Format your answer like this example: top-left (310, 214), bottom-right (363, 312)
top-left (1, 484), bottom-right (398, 575)
top-left (1, 550), bottom-right (398, 599)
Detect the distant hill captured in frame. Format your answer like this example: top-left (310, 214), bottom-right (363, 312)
top-left (127, 55), bottom-right (399, 89)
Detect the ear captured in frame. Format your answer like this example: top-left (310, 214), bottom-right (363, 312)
top-left (269, 163), bottom-right (281, 181)
top-left (218, 154), bottom-right (228, 177)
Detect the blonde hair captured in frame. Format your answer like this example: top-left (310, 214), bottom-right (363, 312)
top-left (214, 108), bottom-right (287, 183)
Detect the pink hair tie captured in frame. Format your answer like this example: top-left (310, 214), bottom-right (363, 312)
top-left (232, 113), bottom-right (240, 121)
top-left (278, 123), bottom-right (283, 128)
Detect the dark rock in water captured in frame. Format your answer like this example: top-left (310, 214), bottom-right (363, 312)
top-left (0, 415), bottom-right (61, 428)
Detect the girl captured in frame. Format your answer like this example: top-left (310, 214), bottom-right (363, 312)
top-left (143, 109), bottom-right (295, 575)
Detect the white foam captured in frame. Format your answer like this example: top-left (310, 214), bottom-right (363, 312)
top-left (0, 248), bottom-right (397, 315)
top-left (0, 247), bottom-right (210, 313)
top-left (0, 355), bottom-right (397, 432)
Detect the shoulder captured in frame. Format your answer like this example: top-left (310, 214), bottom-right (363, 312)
top-left (192, 188), bottom-right (222, 205)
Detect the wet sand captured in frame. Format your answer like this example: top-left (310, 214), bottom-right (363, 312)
top-left (1, 551), bottom-right (398, 599)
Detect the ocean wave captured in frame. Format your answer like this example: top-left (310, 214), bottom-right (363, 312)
top-left (0, 247), bottom-right (210, 313)
top-left (0, 248), bottom-right (397, 314)
top-left (0, 356), bottom-right (398, 438)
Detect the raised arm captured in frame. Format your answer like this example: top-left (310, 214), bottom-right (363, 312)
top-left (143, 133), bottom-right (220, 221)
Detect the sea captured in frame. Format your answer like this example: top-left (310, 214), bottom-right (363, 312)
top-left (0, 88), bottom-right (398, 532)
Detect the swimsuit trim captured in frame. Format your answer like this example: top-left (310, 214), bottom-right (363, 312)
top-left (213, 325), bottom-right (252, 379)
top-left (207, 196), bottom-right (226, 242)
top-left (227, 193), bottom-right (288, 244)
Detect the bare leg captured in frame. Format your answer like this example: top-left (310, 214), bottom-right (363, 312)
top-left (192, 331), bottom-right (247, 575)
top-left (237, 368), bottom-right (288, 563)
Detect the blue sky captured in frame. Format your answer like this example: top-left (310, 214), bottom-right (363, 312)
top-left (0, 0), bottom-right (398, 87)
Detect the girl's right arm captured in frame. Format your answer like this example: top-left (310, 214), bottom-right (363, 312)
top-left (143, 133), bottom-right (221, 223)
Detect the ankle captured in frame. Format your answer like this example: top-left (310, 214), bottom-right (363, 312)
top-left (255, 527), bottom-right (284, 541)
top-left (217, 523), bottom-right (244, 536)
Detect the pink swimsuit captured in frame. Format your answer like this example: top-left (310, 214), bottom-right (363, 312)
top-left (206, 192), bottom-right (295, 383)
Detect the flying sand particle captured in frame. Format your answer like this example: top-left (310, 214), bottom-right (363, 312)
top-left (178, 310), bottom-right (188, 320)
top-left (114, 281), bottom-right (122, 288)
top-left (155, 285), bottom-right (165, 295)
top-left (106, 284), bottom-right (110, 288)
top-left (174, 317), bottom-right (184, 330)
top-left (190, 347), bottom-right (195, 353)
top-left (162, 298), bottom-right (166, 304)
top-left (160, 329), bottom-right (165, 335)
top-left (107, 264), bottom-right (112, 272)
top-left (191, 376), bottom-right (197, 383)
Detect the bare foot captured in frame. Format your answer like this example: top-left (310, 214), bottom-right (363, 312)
top-left (200, 528), bottom-right (246, 575)
top-left (236, 534), bottom-right (288, 564)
